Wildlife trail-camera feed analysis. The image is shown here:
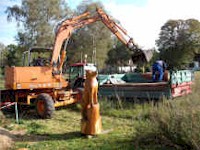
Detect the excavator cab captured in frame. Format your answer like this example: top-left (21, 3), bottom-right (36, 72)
top-left (23, 47), bottom-right (53, 66)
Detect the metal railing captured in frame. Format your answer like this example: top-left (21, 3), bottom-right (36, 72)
top-left (0, 102), bottom-right (19, 124)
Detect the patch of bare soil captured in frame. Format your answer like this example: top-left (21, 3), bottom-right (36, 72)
top-left (0, 127), bottom-right (29, 150)
top-left (0, 127), bottom-right (14, 150)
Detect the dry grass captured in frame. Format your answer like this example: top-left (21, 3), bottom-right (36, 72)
top-left (135, 71), bottom-right (200, 149)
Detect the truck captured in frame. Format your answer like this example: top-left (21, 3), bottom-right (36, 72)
top-left (69, 63), bottom-right (194, 100)
top-left (0, 8), bottom-right (149, 118)
top-left (97, 71), bottom-right (194, 99)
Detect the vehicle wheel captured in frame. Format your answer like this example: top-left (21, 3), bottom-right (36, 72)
top-left (35, 93), bottom-right (55, 119)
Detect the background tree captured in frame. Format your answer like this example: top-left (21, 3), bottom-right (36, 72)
top-left (4, 44), bottom-right (23, 67)
top-left (156, 19), bottom-right (200, 69)
top-left (0, 43), bottom-right (6, 67)
top-left (106, 41), bottom-right (132, 66)
top-left (67, 2), bottom-right (113, 69)
top-left (0, 43), bottom-right (6, 74)
top-left (6, 0), bottom-right (72, 48)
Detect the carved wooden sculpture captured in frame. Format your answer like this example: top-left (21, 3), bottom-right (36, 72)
top-left (81, 70), bottom-right (102, 135)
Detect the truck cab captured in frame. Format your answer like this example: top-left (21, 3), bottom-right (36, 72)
top-left (69, 63), bottom-right (97, 89)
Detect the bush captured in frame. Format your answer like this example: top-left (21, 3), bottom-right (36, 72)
top-left (134, 72), bottom-right (200, 149)
top-left (150, 97), bottom-right (200, 149)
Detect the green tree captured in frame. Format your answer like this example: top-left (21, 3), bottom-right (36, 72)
top-left (0, 43), bottom-right (6, 74)
top-left (67, 2), bottom-right (113, 69)
top-left (6, 0), bottom-right (72, 47)
top-left (106, 41), bottom-right (132, 66)
top-left (0, 43), bottom-right (6, 67)
top-left (4, 44), bottom-right (23, 67)
top-left (156, 19), bottom-right (200, 69)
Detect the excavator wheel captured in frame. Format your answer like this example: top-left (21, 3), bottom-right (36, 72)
top-left (35, 93), bottom-right (55, 119)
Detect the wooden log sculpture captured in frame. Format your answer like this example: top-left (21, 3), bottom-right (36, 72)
top-left (81, 70), bottom-right (102, 136)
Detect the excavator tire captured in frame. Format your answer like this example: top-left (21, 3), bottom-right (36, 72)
top-left (35, 93), bottom-right (55, 119)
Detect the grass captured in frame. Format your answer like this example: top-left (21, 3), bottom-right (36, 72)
top-left (2, 104), bottom-right (136, 149)
top-left (0, 71), bottom-right (200, 149)
top-left (1, 101), bottom-right (174, 150)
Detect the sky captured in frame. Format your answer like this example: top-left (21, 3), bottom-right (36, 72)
top-left (0, 0), bottom-right (200, 49)
top-left (0, 0), bottom-right (21, 46)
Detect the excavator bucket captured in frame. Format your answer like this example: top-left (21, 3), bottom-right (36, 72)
top-left (126, 38), bottom-right (154, 64)
top-left (131, 49), bottom-right (154, 64)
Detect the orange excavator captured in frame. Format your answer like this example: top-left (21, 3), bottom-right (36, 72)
top-left (1, 8), bottom-right (150, 118)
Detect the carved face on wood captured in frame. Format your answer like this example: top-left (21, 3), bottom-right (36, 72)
top-left (86, 70), bottom-right (97, 79)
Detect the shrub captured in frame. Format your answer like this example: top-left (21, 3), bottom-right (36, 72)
top-left (134, 72), bottom-right (200, 149)
top-left (150, 97), bottom-right (200, 149)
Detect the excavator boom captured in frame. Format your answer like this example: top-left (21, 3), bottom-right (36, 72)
top-left (51, 8), bottom-right (150, 70)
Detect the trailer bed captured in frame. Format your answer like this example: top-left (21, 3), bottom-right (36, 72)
top-left (99, 82), bottom-right (171, 99)
top-left (98, 70), bottom-right (193, 99)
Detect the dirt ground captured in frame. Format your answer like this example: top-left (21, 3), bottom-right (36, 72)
top-left (0, 127), bottom-right (14, 150)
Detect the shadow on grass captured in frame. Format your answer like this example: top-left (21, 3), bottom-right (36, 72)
top-left (0, 127), bottom-right (85, 145)
top-left (1, 103), bottom-right (81, 121)
top-left (14, 131), bottom-right (83, 142)
top-left (1, 105), bottom-right (39, 120)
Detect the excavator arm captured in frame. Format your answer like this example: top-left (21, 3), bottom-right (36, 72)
top-left (95, 8), bottom-right (153, 63)
top-left (51, 8), bottom-right (151, 73)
